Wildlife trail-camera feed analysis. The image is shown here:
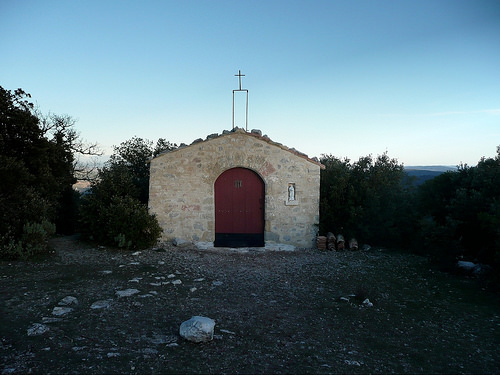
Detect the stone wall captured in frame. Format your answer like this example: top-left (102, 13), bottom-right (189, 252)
top-left (148, 129), bottom-right (324, 248)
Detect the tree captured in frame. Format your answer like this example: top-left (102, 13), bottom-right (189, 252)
top-left (414, 147), bottom-right (500, 283)
top-left (319, 152), bottom-right (414, 247)
top-left (78, 136), bottom-right (174, 249)
top-left (108, 137), bottom-right (177, 204)
top-left (0, 88), bottom-right (69, 257)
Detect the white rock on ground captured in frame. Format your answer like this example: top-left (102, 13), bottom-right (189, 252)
top-left (90, 300), bottom-right (112, 309)
top-left (58, 296), bottom-right (78, 306)
top-left (51, 306), bottom-right (73, 316)
top-left (457, 260), bottom-right (476, 271)
top-left (179, 316), bottom-right (216, 343)
top-left (173, 238), bottom-right (191, 247)
top-left (362, 298), bottom-right (374, 307)
top-left (116, 289), bottom-right (140, 298)
top-left (27, 323), bottom-right (50, 336)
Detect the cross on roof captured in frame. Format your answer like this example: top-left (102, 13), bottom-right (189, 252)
top-left (234, 69), bottom-right (245, 90)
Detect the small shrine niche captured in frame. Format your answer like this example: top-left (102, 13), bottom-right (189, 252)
top-left (285, 183), bottom-right (299, 206)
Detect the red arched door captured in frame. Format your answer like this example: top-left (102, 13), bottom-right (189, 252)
top-left (214, 168), bottom-right (265, 247)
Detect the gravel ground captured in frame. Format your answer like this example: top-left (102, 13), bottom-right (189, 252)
top-left (1, 235), bottom-right (499, 374)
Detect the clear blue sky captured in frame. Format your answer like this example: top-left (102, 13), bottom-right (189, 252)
top-left (2, 0), bottom-right (499, 166)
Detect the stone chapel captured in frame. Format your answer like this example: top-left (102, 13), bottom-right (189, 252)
top-left (148, 128), bottom-right (325, 249)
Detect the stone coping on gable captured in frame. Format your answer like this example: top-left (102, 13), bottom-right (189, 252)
top-left (151, 127), bottom-right (326, 169)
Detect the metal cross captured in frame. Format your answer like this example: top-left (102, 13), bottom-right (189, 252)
top-left (234, 70), bottom-right (245, 90)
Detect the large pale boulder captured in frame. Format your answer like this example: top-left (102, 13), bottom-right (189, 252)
top-left (179, 316), bottom-right (215, 343)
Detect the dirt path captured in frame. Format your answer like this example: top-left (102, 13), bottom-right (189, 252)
top-left (1, 236), bottom-right (499, 374)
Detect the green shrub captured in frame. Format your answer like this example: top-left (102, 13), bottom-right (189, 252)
top-left (0, 219), bottom-right (56, 260)
top-left (80, 194), bottom-right (162, 250)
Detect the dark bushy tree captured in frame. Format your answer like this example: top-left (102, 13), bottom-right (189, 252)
top-left (0, 87), bottom-right (80, 258)
top-left (108, 137), bottom-right (177, 204)
top-left (416, 148), bottom-right (500, 276)
top-left (320, 152), bottom-right (415, 247)
top-left (79, 136), bottom-right (174, 249)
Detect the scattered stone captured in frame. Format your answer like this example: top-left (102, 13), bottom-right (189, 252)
top-left (362, 244), bottom-right (371, 251)
top-left (116, 289), bottom-right (140, 298)
top-left (251, 129), bottom-right (262, 136)
top-left (194, 278), bottom-right (205, 282)
top-left (90, 300), bottom-right (112, 309)
top-left (265, 243), bottom-right (296, 251)
top-left (167, 274), bottom-right (175, 278)
top-left (195, 241), bottom-right (214, 250)
top-left (129, 277), bottom-right (142, 283)
top-left (128, 262), bottom-right (140, 265)
top-left (148, 334), bottom-right (178, 345)
top-left (173, 238), bottom-right (191, 247)
top-left (132, 251), bottom-right (141, 256)
top-left (345, 360), bottom-right (361, 366)
top-left (27, 323), bottom-right (50, 336)
top-left (456, 261), bottom-right (491, 277)
top-left (362, 298), bottom-right (374, 307)
top-left (340, 297), bottom-right (350, 303)
top-left (212, 281), bottom-right (223, 286)
top-left (52, 306), bottom-right (73, 316)
top-left (180, 316), bottom-right (216, 343)
top-left (206, 133), bottom-right (219, 140)
top-left (220, 329), bottom-right (236, 335)
top-left (158, 261), bottom-right (165, 265)
top-left (457, 260), bottom-right (476, 271)
top-left (167, 342), bottom-right (179, 347)
top-left (100, 270), bottom-right (113, 275)
top-left (138, 294), bottom-right (154, 298)
top-left (107, 352), bottom-right (120, 358)
top-left (58, 296), bottom-right (79, 306)
top-left (171, 279), bottom-right (182, 285)
top-left (190, 287), bottom-right (197, 292)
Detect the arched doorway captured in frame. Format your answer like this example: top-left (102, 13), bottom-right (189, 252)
top-left (214, 167), bottom-right (265, 247)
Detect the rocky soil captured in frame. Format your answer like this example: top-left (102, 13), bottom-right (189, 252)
top-left (1, 236), bottom-right (499, 374)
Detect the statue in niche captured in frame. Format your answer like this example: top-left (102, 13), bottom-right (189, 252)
top-left (288, 184), bottom-right (295, 201)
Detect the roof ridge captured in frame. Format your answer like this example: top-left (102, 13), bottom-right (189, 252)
top-left (154, 128), bottom-right (325, 169)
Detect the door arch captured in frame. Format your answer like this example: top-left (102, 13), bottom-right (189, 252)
top-left (214, 167), bottom-right (265, 247)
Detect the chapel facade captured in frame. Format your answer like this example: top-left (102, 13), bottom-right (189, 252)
top-left (148, 128), bottom-right (324, 249)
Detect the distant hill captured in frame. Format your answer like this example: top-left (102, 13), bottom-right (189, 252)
top-left (405, 166), bottom-right (457, 172)
top-left (404, 166), bottom-right (457, 186)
